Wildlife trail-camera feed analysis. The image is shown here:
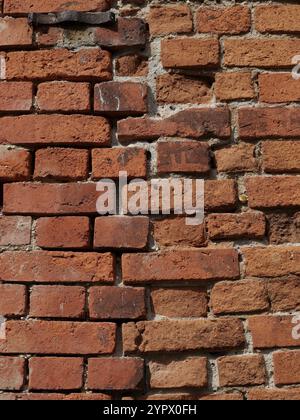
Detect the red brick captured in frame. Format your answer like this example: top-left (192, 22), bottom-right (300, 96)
top-left (37, 82), bottom-right (90, 112)
top-left (4, 0), bottom-right (111, 13)
top-left (122, 249), bottom-right (239, 284)
top-left (211, 280), bottom-right (269, 315)
top-left (157, 141), bottom-right (210, 174)
top-left (215, 72), bottom-right (254, 101)
top-left (274, 351), bottom-right (300, 386)
top-left (0, 115), bottom-right (110, 146)
top-left (123, 319), bottom-right (245, 353)
top-left (89, 286), bottom-right (146, 320)
top-left (267, 213), bottom-right (300, 245)
top-left (255, 5), bottom-right (300, 33)
top-left (0, 393), bottom-right (111, 400)
top-left (151, 288), bottom-right (208, 318)
top-left (148, 5), bottom-right (192, 36)
top-left (0, 216), bottom-right (31, 246)
top-left (94, 216), bottom-right (149, 249)
top-left (259, 73), bottom-right (300, 103)
top-left (88, 358), bottom-right (144, 390)
top-left (34, 148), bottom-right (89, 181)
top-left (0, 251), bottom-right (114, 283)
top-left (0, 147), bottom-right (31, 181)
top-left (207, 212), bottom-right (266, 240)
top-left (29, 357), bottom-right (83, 391)
top-left (0, 320), bottom-right (116, 354)
top-left (0, 82), bottom-right (32, 111)
top-left (239, 108), bottom-right (300, 139)
top-left (0, 357), bottom-right (24, 391)
top-left (248, 388), bottom-right (300, 401)
top-left (246, 176), bottom-right (300, 209)
top-left (5, 48), bottom-right (112, 81)
top-left (30, 286), bottom-right (85, 318)
top-left (116, 54), bottom-right (148, 77)
top-left (94, 82), bottom-right (148, 116)
top-left (262, 141), bottom-right (300, 173)
top-left (36, 27), bottom-right (64, 47)
top-left (205, 180), bottom-right (238, 211)
top-left (224, 39), bottom-right (300, 68)
top-left (36, 217), bottom-right (90, 249)
top-left (215, 143), bottom-right (257, 172)
top-left (118, 108), bottom-right (231, 143)
top-left (0, 284), bottom-right (26, 317)
top-left (0, 17), bottom-right (32, 47)
top-left (161, 38), bottom-right (219, 69)
top-left (267, 279), bottom-right (300, 312)
top-left (149, 358), bottom-right (207, 389)
top-left (196, 6), bottom-right (250, 34)
top-left (249, 316), bottom-right (300, 349)
top-left (218, 355), bottom-right (266, 387)
top-left (200, 393), bottom-right (243, 401)
top-left (92, 148), bottom-right (147, 179)
top-left (153, 217), bottom-right (206, 247)
top-left (243, 247), bottom-right (300, 278)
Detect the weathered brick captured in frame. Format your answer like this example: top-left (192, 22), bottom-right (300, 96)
top-left (118, 108), bottom-right (231, 143)
top-left (0, 216), bottom-right (31, 246)
top-left (224, 39), bottom-right (300, 67)
top-left (89, 286), bottom-right (146, 320)
top-left (157, 73), bottom-right (212, 105)
top-left (246, 177), bottom-right (300, 209)
top-left (262, 141), bottom-right (300, 173)
top-left (197, 6), bottom-right (250, 34)
top-left (211, 280), bottom-right (269, 315)
top-left (0, 357), bottom-right (24, 391)
top-left (215, 72), bottom-right (254, 101)
top-left (123, 319), bottom-right (245, 353)
top-left (115, 54), bottom-right (148, 77)
top-left (215, 143), bottom-right (256, 173)
top-left (205, 180), bottom-right (238, 211)
top-left (200, 393), bottom-right (243, 401)
top-left (94, 82), bottom-right (148, 116)
top-left (218, 355), bottom-right (266, 387)
top-left (267, 279), bottom-right (300, 312)
top-left (0, 251), bottom-right (114, 283)
top-left (0, 17), bottom-right (32, 47)
top-left (37, 82), bottom-right (90, 112)
top-left (0, 82), bottom-right (33, 111)
top-left (259, 73), bottom-right (300, 103)
top-left (0, 147), bottom-right (31, 181)
top-left (148, 5), bottom-right (192, 36)
top-left (0, 320), bottom-right (116, 354)
top-left (149, 358), bottom-right (207, 389)
top-left (151, 288), bottom-right (208, 318)
top-left (161, 38), bottom-right (219, 69)
top-left (94, 216), bottom-right (149, 249)
top-left (30, 285), bottom-right (85, 318)
top-left (122, 249), bottom-right (239, 284)
top-left (255, 5), bottom-right (300, 33)
top-left (243, 247), bottom-right (300, 278)
top-left (0, 284), bottom-right (26, 317)
top-left (207, 212), bottom-right (266, 240)
top-left (5, 48), bottom-right (112, 81)
top-left (36, 27), bottom-right (64, 47)
top-left (0, 115), bottom-right (110, 146)
top-left (157, 141), bottom-right (210, 174)
top-left (4, 0), bottom-right (111, 13)
top-left (36, 217), bottom-right (90, 249)
top-left (153, 217), bottom-right (206, 247)
top-left (29, 357), bottom-right (83, 390)
top-left (248, 388), bottom-right (300, 401)
top-left (92, 148), bottom-right (147, 179)
top-left (0, 392), bottom-right (111, 400)
top-left (34, 148), bottom-right (89, 181)
top-left (88, 358), bottom-right (144, 390)
top-left (274, 351), bottom-right (300, 386)
top-left (268, 213), bottom-right (300, 245)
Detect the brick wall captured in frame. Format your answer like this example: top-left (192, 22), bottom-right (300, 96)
top-left (0, 0), bottom-right (299, 401)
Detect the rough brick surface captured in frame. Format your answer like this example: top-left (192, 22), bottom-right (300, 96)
top-left (4, 0), bottom-right (111, 13)
top-left (0, 357), bottom-right (24, 391)
top-left (0, 82), bottom-right (33, 111)
top-left (37, 82), bottom-right (90, 112)
top-left (0, 18), bottom-right (32, 47)
top-left (148, 5), bottom-right (192, 36)
top-left (0, 147), bottom-right (31, 181)
top-left (196, 6), bottom-right (250, 35)
top-left (0, 284), bottom-right (26, 317)
top-left (218, 355), bottom-right (266, 387)
top-left (0, 216), bottom-right (31, 246)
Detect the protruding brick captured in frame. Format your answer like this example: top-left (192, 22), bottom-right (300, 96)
top-left (0, 147), bottom-right (31, 181)
top-left (0, 251), bottom-right (114, 283)
top-left (36, 217), bottom-right (90, 249)
top-left (211, 280), bottom-right (269, 315)
top-left (218, 355), bottom-right (266, 387)
top-left (153, 217), bottom-right (206, 247)
top-left (148, 5), bottom-right (192, 36)
top-left (0, 216), bottom-right (31, 246)
top-left (215, 72), bottom-right (254, 101)
top-left (0, 284), bottom-right (26, 317)
top-left (149, 358), bottom-right (208, 389)
top-left (255, 5), bottom-right (300, 33)
top-left (0, 82), bottom-right (33, 111)
top-left (151, 288), bottom-right (207, 318)
top-left (4, 0), bottom-right (112, 13)
top-left (34, 148), bottom-right (89, 181)
top-left (30, 286), bottom-right (85, 318)
top-left (29, 358), bottom-right (83, 390)
top-left (215, 143), bottom-right (257, 173)
top-left (0, 17), bottom-right (32, 47)
top-left (37, 82), bottom-right (90, 112)
top-left (274, 351), bottom-right (300, 386)
top-left (0, 357), bottom-right (24, 391)
top-left (196, 6), bottom-right (250, 34)
top-left (89, 286), bottom-right (146, 320)
top-left (88, 358), bottom-right (144, 390)
top-left (123, 319), bottom-right (245, 353)
top-left (94, 82), bottom-right (148, 116)
top-left (94, 216), bottom-right (149, 249)
top-left (262, 141), bottom-right (300, 173)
